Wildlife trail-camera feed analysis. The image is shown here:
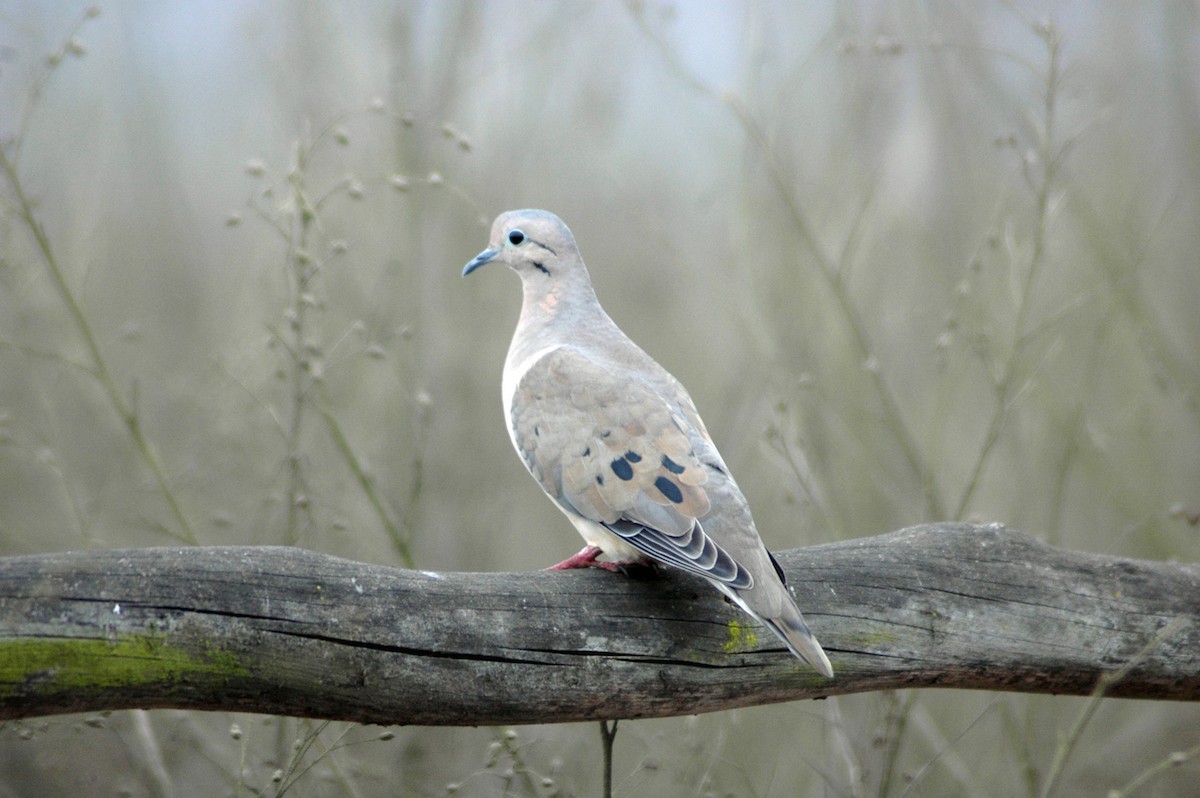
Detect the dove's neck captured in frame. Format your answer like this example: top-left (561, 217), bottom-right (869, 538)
top-left (510, 273), bottom-right (622, 361)
top-left (502, 271), bottom-right (630, 412)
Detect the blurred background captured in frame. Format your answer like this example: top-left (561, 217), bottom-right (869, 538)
top-left (1, 1), bottom-right (1198, 795)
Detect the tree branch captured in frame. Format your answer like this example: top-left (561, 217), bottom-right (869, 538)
top-left (1, 523), bottom-right (1196, 724)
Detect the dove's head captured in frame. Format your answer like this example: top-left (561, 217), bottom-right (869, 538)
top-left (462, 209), bottom-right (583, 282)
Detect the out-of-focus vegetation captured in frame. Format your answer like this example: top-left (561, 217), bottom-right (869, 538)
top-left (1, 2), bottom-right (1197, 795)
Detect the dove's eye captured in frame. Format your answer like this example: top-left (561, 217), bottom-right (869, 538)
top-left (508, 229), bottom-right (526, 246)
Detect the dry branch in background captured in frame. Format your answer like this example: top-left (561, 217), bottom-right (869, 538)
top-left (1, 523), bottom-right (1197, 725)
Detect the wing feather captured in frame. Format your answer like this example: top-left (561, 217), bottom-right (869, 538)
top-left (512, 347), bottom-right (750, 587)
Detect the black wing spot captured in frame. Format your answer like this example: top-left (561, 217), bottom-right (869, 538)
top-left (596, 474), bottom-right (604, 486)
top-left (661, 455), bottom-right (686, 475)
top-left (625, 450), bottom-right (642, 463)
top-left (655, 476), bottom-right (684, 504)
top-left (767, 550), bottom-right (788, 586)
top-left (705, 460), bottom-right (726, 475)
top-left (611, 457), bottom-right (634, 481)
top-left (581, 446), bottom-right (591, 457)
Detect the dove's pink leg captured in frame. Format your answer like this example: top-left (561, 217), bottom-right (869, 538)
top-left (546, 545), bottom-right (622, 572)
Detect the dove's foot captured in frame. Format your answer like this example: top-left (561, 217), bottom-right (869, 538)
top-left (546, 545), bottom-right (624, 573)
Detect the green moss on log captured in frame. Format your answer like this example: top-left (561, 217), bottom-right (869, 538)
top-left (0, 635), bottom-right (247, 699)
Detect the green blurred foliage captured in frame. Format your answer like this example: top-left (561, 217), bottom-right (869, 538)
top-left (0, 1), bottom-right (1197, 796)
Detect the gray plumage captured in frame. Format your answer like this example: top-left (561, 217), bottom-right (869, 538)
top-left (463, 209), bottom-right (833, 677)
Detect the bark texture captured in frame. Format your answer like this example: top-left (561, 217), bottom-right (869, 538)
top-left (1, 523), bottom-right (1197, 724)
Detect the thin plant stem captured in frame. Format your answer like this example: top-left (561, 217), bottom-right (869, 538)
top-left (766, 405), bottom-right (836, 534)
top-left (398, 391), bottom-right (432, 565)
top-left (270, 125), bottom-right (353, 547)
top-left (953, 17), bottom-right (1062, 521)
top-left (249, 107), bottom-right (429, 560)
top-left (876, 689), bottom-right (914, 798)
top-left (313, 384), bottom-right (413, 567)
top-left (283, 138), bottom-right (315, 546)
top-left (898, 697), bottom-right (1002, 798)
top-left (1109, 743), bottom-right (1200, 798)
top-left (12, 6), bottom-right (101, 153)
top-left (999, 696), bottom-right (1041, 798)
top-left (129, 709), bottom-right (174, 798)
top-left (275, 719), bottom-right (333, 797)
top-left (599, 719), bottom-right (619, 798)
top-left (627, 5), bottom-right (943, 520)
top-left (824, 697), bottom-right (866, 797)
top-left (1038, 617), bottom-right (1187, 798)
top-left (275, 720), bottom-right (376, 798)
top-left (0, 146), bottom-right (196, 544)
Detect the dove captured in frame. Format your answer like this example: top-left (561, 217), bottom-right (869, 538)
top-left (463, 209), bottom-right (833, 677)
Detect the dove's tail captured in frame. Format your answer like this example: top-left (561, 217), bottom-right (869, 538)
top-left (764, 607), bottom-right (834, 678)
top-left (719, 585), bottom-right (834, 678)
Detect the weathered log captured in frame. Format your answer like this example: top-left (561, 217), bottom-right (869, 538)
top-left (0, 523), bottom-right (1196, 724)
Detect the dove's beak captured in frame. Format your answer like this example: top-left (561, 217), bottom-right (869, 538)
top-left (462, 248), bottom-right (499, 277)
